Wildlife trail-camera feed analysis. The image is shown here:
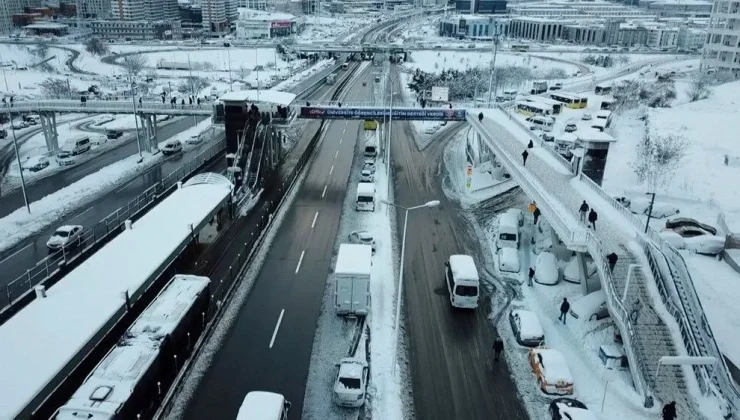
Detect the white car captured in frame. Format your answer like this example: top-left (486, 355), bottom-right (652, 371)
top-left (360, 169), bottom-right (374, 183)
top-left (497, 247), bottom-right (520, 273)
top-left (529, 348), bottom-right (574, 395)
top-left (161, 140), bottom-right (183, 155)
top-left (564, 123), bottom-right (577, 133)
top-left (348, 230), bottom-right (376, 253)
top-left (11, 121), bottom-right (27, 130)
top-left (534, 252), bottom-right (559, 285)
top-left (55, 151), bottom-right (75, 166)
top-left (362, 162), bottom-right (376, 175)
top-left (23, 156), bottom-right (50, 172)
top-left (509, 309), bottom-right (545, 347)
top-left (333, 358), bottom-right (369, 408)
top-left (581, 113), bottom-right (592, 121)
top-left (185, 134), bottom-right (203, 145)
top-left (46, 225), bottom-right (84, 252)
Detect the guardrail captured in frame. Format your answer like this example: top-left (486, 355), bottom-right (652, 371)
top-left (0, 100), bottom-right (213, 115)
top-left (578, 170), bottom-right (740, 413)
top-left (1, 133), bottom-right (226, 320)
top-left (468, 115), bottom-right (651, 400)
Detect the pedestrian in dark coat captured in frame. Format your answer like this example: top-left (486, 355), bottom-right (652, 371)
top-left (527, 139), bottom-right (534, 149)
top-left (579, 200), bottom-right (589, 223)
top-left (528, 267), bottom-right (535, 287)
top-left (478, 112), bottom-right (483, 122)
top-left (138, 97), bottom-right (142, 105)
top-left (197, 97), bottom-right (201, 106)
top-left (607, 252), bottom-right (618, 272)
top-left (188, 97), bottom-right (192, 105)
top-left (181, 99), bottom-right (185, 108)
top-left (559, 298), bottom-right (570, 325)
top-left (522, 149), bottom-right (529, 166)
top-left (588, 209), bottom-right (598, 231)
top-left (533, 207), bottom-right (541, 225)
top-left (662, 401), bottom-right (677, 420)
top-left (493, 337), bottom-right (504, 361)
top-left (162, 95), bottom-right (166, 104)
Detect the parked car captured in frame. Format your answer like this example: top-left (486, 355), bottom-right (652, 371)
top-left (529, 348), bottom-right (574, 395)
top-left (497, 248), bottom-right (520, 273)
top-left (509, 309), bottom-right (545, 347)
top-left (468, 43), bottom-right (476, 49)
top-left (564, 123), bottom-right (577, 133)
top-left (186, 134), bottom-right (203, 145)
top-left (161, 139), bottom-right (183, 155)
top-left (55, 151), bottom-right (75, 166)
top-left (360, 168), bottom-right (374, 183)
top-left (549, 83), bottom-right (563, 91)
top-left (46, 225), bottom-right (84, 252)
top-left (333, 358), bottom-right (369, 408)
top-left (0, 129), bottom-right (7, 139)
top-left (363, 162), bottom-right (376, 175)
top-left (11, 121), bottom-right (27, 130)
top-left (534, 252), bottom-right (559, 285)
top-left (91, 135), bottom-right (107, 146)
top-left (23, 156), bottom-right (50, 172)
top-left (348, 230), bottom-right (376, 253)
top-left (541, 133), bottom-right (555, 142)
top-left (581, 113), bottom-right (592, 121)
top-left (549, 398), bottom-right (598, 420)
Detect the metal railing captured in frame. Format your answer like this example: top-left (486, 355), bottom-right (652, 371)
top-left (578, 169), bottom-right (740, 413)
top-left (468, 115), bottom-right (651, 400)
top-left (3, 133), bottom-right (226, 311)
top-left (0, 100), bottom-right (214, 116)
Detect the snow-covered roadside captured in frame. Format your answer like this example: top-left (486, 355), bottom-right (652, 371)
top-left (0, 119), bottom-right (215, 254)
top-left (273, 59), bottom-right (335, 92)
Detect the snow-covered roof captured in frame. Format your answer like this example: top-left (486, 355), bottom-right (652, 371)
top-left (532, 348), bottom-right (573, 384)
top-left (0, 177), bottom-right (232, 420)
top-left (236, 391), bottom-right (285, 420)
top-left (336, 244), bottom-right (372, 276)
top-left (511, 310), bottom-right (544, 340)
top-left (219, 89), bottom-right (296, 106)
top-left (356, 182), bottom-right (375, 196)
top-left (338, 359), bottom-right (365, 379)
top-left (577, 129), bottom-right (615, 143)
top-left (449, 254), bottom-right (479, 281)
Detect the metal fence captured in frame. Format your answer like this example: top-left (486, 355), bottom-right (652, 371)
top-left (3, 134), bottom-right (226, 309)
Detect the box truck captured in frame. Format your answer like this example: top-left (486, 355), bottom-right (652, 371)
top-left (334, 244), bottom-right (372, 316)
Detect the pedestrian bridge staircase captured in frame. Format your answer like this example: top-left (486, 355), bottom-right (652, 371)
top-left (468, 109), bottom-right (737, 418)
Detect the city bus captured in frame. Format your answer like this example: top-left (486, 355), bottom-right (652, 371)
top-left (525, 96), bottom-right (562, 115)
top-left (595, 84), bottom-right (612, 95)
top-left (511, 44), bottom-right (530, 52)
top-left (516, 101), bottom-right (552, 117)
top-left (549, 92), bottom-right (588, 109)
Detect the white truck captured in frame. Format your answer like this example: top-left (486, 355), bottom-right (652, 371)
top-left (356, 182), bottom-right (375, 211)
top-left (364, 131), bottom-right (378, 159)
top-left (530, 80), bottom-right (548, 95)
top-left (334, 244), bottom-right (372, 316)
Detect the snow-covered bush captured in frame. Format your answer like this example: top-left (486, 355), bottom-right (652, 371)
top-left (630, 130), bottom-right (689, 192)
top-left (613, 79), bottom-right (677, 110)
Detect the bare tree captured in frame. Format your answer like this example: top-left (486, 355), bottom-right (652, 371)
top-left (687, 72), bottom-right (712, 102)
top-left (40, 77), bottom-right (72, 98)
top-left (631, 131), bottom-right (690, 192)
top-left (122, 54), bottom-right (147, 79)
top-left (84, 38), bottom-right (109, 56)
top-left (237, 66), bottom-right (252, 80)
top-left (178, 76), bottom-right (209, 94)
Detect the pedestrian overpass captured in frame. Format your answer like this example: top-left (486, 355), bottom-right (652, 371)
top-left (0, 99), bottom-right (213, 117)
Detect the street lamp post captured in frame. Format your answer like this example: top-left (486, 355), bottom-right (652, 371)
top-left (486, 33), bottom-right (500, 107)
top-left (9, 122), bottom-right (30, 213)
top-left (130, 79), bottom-right (143, 158)
top-left (380, 198), bottom-right (441, 374)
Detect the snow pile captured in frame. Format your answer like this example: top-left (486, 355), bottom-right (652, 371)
top-left (297, 16), bottom-right (370, 43)
top-left (404, 51), bottom-right (579, 76)
top-left (273, 59), bottom-right (335, 92)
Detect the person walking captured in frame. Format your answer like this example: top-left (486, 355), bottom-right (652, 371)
top-left (138, 97), bottom-right (142, 106)
top-left (588, 209), bottom-right (598, 231)
top-left (559, 298), bottom-right (570, 325)
top-left (607, 252), bottom-right (618, 272)
top-left (522, 149), bottom-right (529, 166)
top-left (197, 97), bottom-right (201, 107)
top-left (181, 99), bottom-right (185, 108)
top-left (528, 267), bottom-right (535, 287)
top-left (579, 200), bottom-right (589, 223)
top-left (527, 139), bottom-right (534, 149)
top-left (662, 401), bottom-right (677, 420)
top-left (533, 207), bottom-right (541, 225)
top-left (493, 337), bottom-right (504, 362)
top-left (188, 97), bottom-right (193, 105)
top-left (478, 112), bottom-right (483, 122)
top-left (161, 95), bottom-right (166, 104)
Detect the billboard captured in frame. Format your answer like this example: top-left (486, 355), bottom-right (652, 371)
top-left (271, 20), bottom-right (292, 29)
top-left (299, 107), bottom-right (467, 121)
top-left (431, 86), bottom-right (449, 102)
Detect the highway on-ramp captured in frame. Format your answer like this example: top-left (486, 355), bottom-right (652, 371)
top-left (180, 67), bottom-right (373, 420)
top-left (389, 80), bottom-right (528, 418)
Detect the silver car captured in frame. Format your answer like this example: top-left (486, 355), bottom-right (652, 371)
top-left (46, 225), bottom-right (84, 253)
top-left (348, 230), bottom-right (376, 253)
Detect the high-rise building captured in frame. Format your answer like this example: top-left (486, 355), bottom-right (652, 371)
top-left (455, 0), bottom-right (507, 14)
top-left (110, 0), bottom-right (179, 21)
top-left (1, 0), bottom-right (31, 33)
top-left (78, 0), bottom-right (111, 18)
top-left (203, 0), bottom-right (229, 31)
top-left (702, 0), bottom-right (740, 75)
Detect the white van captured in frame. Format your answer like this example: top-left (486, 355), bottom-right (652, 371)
top-left (236, 391), bottom-right (290, 420)
top-left (527, 115), bottom-right (554, 132)
top-left (69, 135), bottom-right (91, 155)
top-left (502, 89), bottom-right (518, 100)
top-left (444, 255), bottom-right (480, 309)
top-left (496, 212), bottom-right (520, 250)
top-left (364, 139), bottom-right (378, 158)
top-left (356, 182), bottom-right (375, 211)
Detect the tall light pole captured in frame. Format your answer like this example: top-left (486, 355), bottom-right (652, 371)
top-left (10, 122), bottom-right (30, 213)
top-left (381, 198), bottom-right (441, 374)
top-left (130, 78), bottom-right (143, 158)
top-left (0, 49), bottom-right (9, 91)
top-left (486, 33), bottom-right (500, 107)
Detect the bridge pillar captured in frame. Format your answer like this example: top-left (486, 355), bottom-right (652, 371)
top-left (39, 112), bottom-right (59, 152)
top-left (575, 251), bottom-right (591, 295)
top-left (151, 115), bottom-right (159, 152)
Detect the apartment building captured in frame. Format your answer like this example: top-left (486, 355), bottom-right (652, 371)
top-left (702, 0), bottom-right (740, 74)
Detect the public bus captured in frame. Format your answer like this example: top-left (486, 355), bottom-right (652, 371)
top-left (595, 84), bottom-right (612, 95)
top-left (549, 92), bottom-right (588, 109)
top-left (511, 44), bottom-right (530, 52)
top-left (516, 101), bottom-right (552, 117)
top-left (524, 96), bottom-right (562, 115)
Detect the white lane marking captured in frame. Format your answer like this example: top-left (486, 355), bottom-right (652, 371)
top-left (343, 128), bottom-right (346, 135)
top-left (295, 250), bottom-right (306, 274)
top-left (339, 138), bottom-right (342, 144)
top-left (311, 211), bottom-right (319, 229)
top-left (345, 121), bottom-right (348, 125)
top-left (269, 309), bottom-right (285, 349)
top-left (335, 150), bottom-right (339, 159)
top-left (329, 165), bottom-right (334, 175)
top-left (0, 243), bottom-right (32, 265)
top-left (321, 185), bottom-right (328, 198)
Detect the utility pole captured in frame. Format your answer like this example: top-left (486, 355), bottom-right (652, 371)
top-left (486, 32), bottom-right (500, 107)
top-left (10, 122), bottom-right (30, 213)
top-left (644, 192), bottom-right (657, 233)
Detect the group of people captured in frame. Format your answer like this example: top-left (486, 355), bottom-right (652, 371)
top-left (578, 200), bottom-right (599, 231)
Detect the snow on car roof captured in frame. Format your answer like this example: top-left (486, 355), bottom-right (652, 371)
top-left (449, 254), bottom-right (479, 281)
top-left (236, 391), bottom-right (285, 420)
top-left (511, 310), bottom-right (544, 340)
top-left (335, 244), bottom-right (372, 276)
top-left (533, 348), bottom-right (573, 384)
top-left (219, 89), bottom-right (297, 106)
top-left (56, 225), bottom-right (80, 233)
top-left (339, 359), bottom-right (365, 379)
top-left (559, 405), bottom-right (600, 420)
top-left (0, 176), bottom-right (232, 419)
top-left (357, 182), bottom-right (375, 195)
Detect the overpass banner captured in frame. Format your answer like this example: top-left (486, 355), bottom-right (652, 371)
top-left (299, 106), bottom-right (467, 121)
